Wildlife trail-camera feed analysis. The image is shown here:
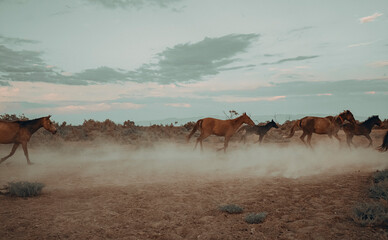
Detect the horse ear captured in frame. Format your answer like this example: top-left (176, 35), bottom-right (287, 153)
top-left (47, 115), bottom-right (51, 118)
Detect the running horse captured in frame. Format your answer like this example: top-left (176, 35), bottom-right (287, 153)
top-left (0, 116), bottom-right (57, 165)
top-left (342, 115), bottom-right (382, 148)
top-left (187, 113), bottom-right (255, 152)
top-left (238, 119), bottom-right (279, 144)
top-left (377, 131), bottom-right (388, 152)
top-left (286, 110), bottom-right (356, 147)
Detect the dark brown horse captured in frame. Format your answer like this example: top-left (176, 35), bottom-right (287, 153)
top-left (238, 119), bottom-right (279, 144)
top-left (286, 110), bottom-right (356, 147)
top-left (187, 113), bottom-right (255, 152)
top-left (342, 115), bottom-right (382, 148)
top-left (377, 131), bottom-right (388, 152)
top-left (0, 116), bottom-right (57, 165)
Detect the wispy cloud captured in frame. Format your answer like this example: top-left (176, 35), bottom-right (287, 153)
top-left (365, 91), bottom-right (376, 95)
top-left (317, 93), bottom-right (332, 96)
top-left (127, 33), bottom-right (259, 84)
top-left (87, 0), bottom-right (184, 10)
top-left (165, 103), bottom-right (191, 108)
top-left (360, 13), bottom-right (383, 23)
top-left (213, 95), bottom-right (286, 103)
top-left (348, 40), bottom-right (376, 48)
top-left (368, 61), bottom-right (388, 67)
top-left (262, 56), bottom-right (319, 65)
top-left (30, 102), bottom-right (144, 114)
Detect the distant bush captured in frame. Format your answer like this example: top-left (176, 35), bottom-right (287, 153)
top-left (218, 204), bottom-right (244, 214)
top-left (352, 202), bottom-right (388, 227)
top-left (244, 212), bottom-right (267, 224)
top-left (8, 181), bottom-right (45, 197)
top-left (372, 170), bottom-right (388, 184)
top-left (369, 181), bottom-right (388, 200)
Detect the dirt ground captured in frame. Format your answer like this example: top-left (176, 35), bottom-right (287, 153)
top-left (0, 130), bottom-right (387, 239)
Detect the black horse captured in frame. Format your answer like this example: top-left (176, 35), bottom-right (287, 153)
top-left (377, 131), bottom-right (388, 152)
top-left (342, 115), bottom-right (382, 148)
top-left (239, 119), bottom-right (279, 144)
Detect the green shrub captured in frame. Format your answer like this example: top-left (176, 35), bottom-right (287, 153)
top-left (352, 202), bottom-right (388, 227)
top-left (8, 181), bottom-right (45, 197)
top-left (218, 204), bottom-right (244, 214)
top-left (245, 212), bottom-right (267, 224)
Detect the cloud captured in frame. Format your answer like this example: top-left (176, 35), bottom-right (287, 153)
top-left (262, 56), bottom-right (319, 65)
top-left (165, 103), bottom-right (191, 108)
top-left (127, 33), bottom-right (259, 84)
top-left (365, 91), bottom-right (376, 95)
top-left (30, 102), bottom-right (144, 114)
top-left (1, 33), bottom-right (259, 85)
top-left (360, 13), bottom-right (383, 23)
top-left (87, 0), bottom-right (184, 10)
top-left (316, 93), bottom-right (332, 96)
top-left (0, 35), bottom-right (39, 45)
top-left (368, 61), bottom-right (388, 67)
top-left (213, 95), bottom-right (286, 103)
top-left (348, 40), bottom-right (376, 48)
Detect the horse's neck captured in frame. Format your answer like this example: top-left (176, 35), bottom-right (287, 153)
top-left (333, 115), bottom-right (345, 125)
top-left (262, 123), bottom-right (272, 133)
top-left (232, 116), bottom-right (246, 130)
top-left (361, 119), bottom-right (374, 130)
top-left (24, 119), bottom-right (44, 134)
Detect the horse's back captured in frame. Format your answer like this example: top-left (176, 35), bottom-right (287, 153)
top-left (0, 121), bottom-right (20, 143)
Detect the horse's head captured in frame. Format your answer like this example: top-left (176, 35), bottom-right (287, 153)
top-left (340, 110), bottom-right (356, 124)
top-left (270, 119), bottom-right (279, 129)
top-left (242, 113), bottom-right (255, 126)
top-left (372, 115), bottom-right (382, 126)
top-left (42, 115), bottom-right (57, 134)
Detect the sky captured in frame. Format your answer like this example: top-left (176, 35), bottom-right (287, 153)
top-left (0, 0), bottom-right (387, 125)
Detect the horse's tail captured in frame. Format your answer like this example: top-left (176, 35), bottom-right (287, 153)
top-left (286, 119), bottom-right (301, 138)
top-left (186, 119), bottom-right (203, 142)
top-left (377, 131), bottom-right (388, 152)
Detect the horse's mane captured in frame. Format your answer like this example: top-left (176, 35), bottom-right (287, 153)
top-left (16, 117), bottom-right (44, 126)
top-left (361, 115), bottom-right (379, 126)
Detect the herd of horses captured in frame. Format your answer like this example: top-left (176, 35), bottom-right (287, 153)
top-left (0, 111), bottom-right (387, 165)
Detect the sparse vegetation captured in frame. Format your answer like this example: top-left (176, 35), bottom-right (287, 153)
top-left (244, 212), bottom-right (267, 224)
top-left (369, 181), bottom-right (388, 200)
top-left (218, 204), bottom-right (244, 214)
top-left (352, 202), bottom-right (388, 227)
top-left (8, 181), bottom-right (45, 197)
top-left (372, 170), bottom-right (388, 184)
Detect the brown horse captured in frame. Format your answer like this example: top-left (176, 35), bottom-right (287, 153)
top-left (342, 115), bottom-right (382, 148)
top-left (0, 115), bottom-right (57, 165)
top-left (286, 110), bottom-right (356, 147)
top-left (238, 119), bottom-right (279, 144)
top-left (377, 131), bottom-right (388, 152)
top-left (187, 113), bottom-right (255, 152)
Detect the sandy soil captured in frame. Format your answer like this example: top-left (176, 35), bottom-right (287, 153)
top-left (0, 130), bottom-right (387, 239)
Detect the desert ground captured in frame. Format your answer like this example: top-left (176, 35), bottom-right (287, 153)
top-left (0, 129), bottom-right (387, 239)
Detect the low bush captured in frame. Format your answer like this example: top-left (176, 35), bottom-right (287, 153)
top-left (352, 202), bottom-right (388, 227)
top-left (369, 181), bottom-right (388, 200)
top-left (218, 204), bottom-right (244, 214)
top-left (244, 212), bottom-right (267, 224)
top-left (8, 181), bottom-right (45, 197)
top-left (372, 170), bottom-right (388, 184)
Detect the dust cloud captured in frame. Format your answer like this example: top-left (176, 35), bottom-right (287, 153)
top-left (0, 141), bottom-right (387, 189)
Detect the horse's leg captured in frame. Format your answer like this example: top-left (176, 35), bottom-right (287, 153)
top-left (364, 134), bottom-right (373, 147)
top-left (346, 134), bottom-right (352, 148)
top-left (219, 136), bottom-right (231, 153)
top-left (0, 143), bottom-right (20, 164)
top-left (299, 131), bottom-right (307, 146)
top-left (21, 142), bottom-right (33, 165)
top-left (240, 134), bottom-right (246, 144)
top-left (195, 132), bottom-right (210, 151)
top-left (307, 134), bottom-right (313, 148)
top-left (258, 135), bottom-right (264, 144)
